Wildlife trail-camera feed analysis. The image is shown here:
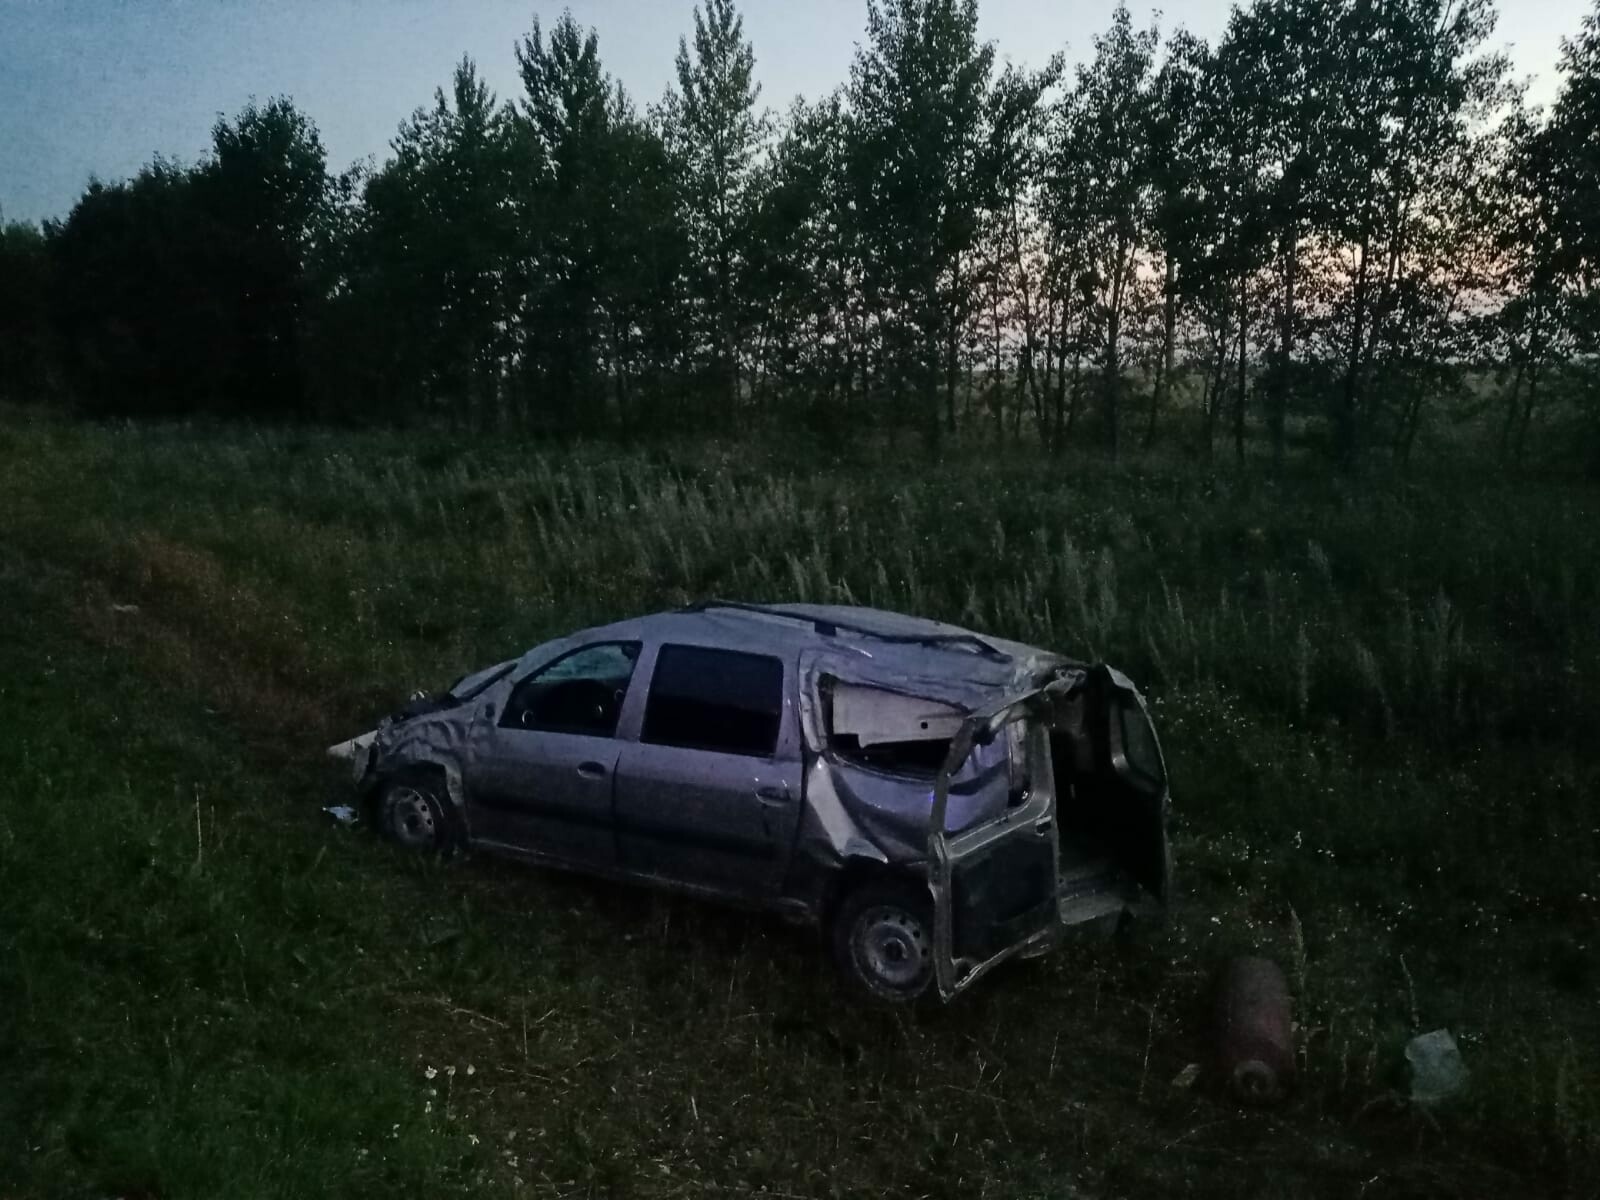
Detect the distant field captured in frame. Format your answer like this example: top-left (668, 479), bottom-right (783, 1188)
top-left (2, 405), bottom-right (1596, 1198)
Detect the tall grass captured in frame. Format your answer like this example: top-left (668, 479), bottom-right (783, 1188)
top-left (3, 407), bottom-right (1597, 1195)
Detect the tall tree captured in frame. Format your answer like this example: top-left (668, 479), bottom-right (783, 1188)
top-left (663, 0), bottom-right (768, 422)
top-left (0, 218), bottom-right (53, 403)
top-left (981, 58), bottom-right (1063, 445)
top-left (1141, 29), bottom-right (1209, 449)
top-left (358, 57), bottom-right (520, 422)
top-left (1319, 0), bottom-right (1502, 467)
top-left (1191, 11), bottom-right (1273, 461)
top-left (1062, 4), bottom-right (1158, 458)
top-left (1217, 0), bottom-right (1343, 464)
top-left (848, 0), bottom-right (998, 444)
top-left (512, 13), bottom-right (634, 429)
top-left (47, 165), bottom-right (208, 416)
top-left (195, 97), bottom-right (333, 415)
top-left (1541, 0), bottom-right (1600, 469)
top-left (747, 94), bottom-right (863, 427)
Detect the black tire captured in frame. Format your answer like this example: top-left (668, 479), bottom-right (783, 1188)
top-left (830, 878), bottom-right (936, 1003)
top-left (373, 770), bottom-right (457, 856)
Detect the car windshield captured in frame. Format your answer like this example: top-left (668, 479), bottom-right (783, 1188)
top-left (444, 659), bottom-right (516, 703)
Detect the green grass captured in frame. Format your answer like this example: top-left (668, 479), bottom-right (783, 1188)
top-left (1, 404), bottom-right (1596, 1197)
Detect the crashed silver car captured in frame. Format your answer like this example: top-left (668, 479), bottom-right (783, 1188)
top-left (330, 602), bottom-right (1171, 1001)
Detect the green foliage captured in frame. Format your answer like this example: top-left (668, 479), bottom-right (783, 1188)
top-left (0, 561), bottom-right (489, 1197)
top-left (0, 219), bottom-right (53, 402)
top-left (347, 58), bottom-right (520, 421)
top-left (510, 14), bottom-right (689, 431)
top-left (662, 0), bottom-right (769, 417)
top-left (849, 0), bottom-right (998, 441)
top-left (3, 410), bottom-right (1598, 1195)
top-left (45, 99), bottom-right (335, 419)
top-left (7, 0), bottom-right (1600, 461)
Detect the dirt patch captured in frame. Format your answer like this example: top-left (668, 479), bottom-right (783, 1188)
top-left (71, 532), bottom-right (348, 755)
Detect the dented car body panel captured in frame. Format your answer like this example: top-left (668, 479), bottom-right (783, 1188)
top-left (336, 602), bottom-right (1171, 999)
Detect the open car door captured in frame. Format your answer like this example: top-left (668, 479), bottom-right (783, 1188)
top-left (926, 682), bottom-right (1071, 1001)
top-left (926, 669), bottom-right (1172, 1000)
top-left (1087, 666), bottom-right (1172, 903)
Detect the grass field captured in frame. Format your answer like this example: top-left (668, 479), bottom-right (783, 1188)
top-left (2, 405), bottom-right (1597, 1198)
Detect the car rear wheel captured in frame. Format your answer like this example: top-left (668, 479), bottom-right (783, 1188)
top-left (831, 880), bottom-right (935, 1002)
top-left (375, 773), bottom-right (455, 856)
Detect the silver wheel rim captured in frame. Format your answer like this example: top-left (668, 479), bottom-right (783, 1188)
top-left (386, 785), bottom-right (438, 849)
top-left (853, 904), bottom-right (931, 993)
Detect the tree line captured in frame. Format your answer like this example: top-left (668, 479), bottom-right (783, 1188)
top-left (2, 0), bottom-right (1598, 469)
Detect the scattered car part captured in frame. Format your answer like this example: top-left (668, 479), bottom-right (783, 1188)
top-left (1214, 955), bottom-right (1295, 1105)
top-left (1406, 1029), bottom-right (1469, 1105)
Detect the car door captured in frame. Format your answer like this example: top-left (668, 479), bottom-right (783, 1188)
top-left (1088, 666), bottom-right (1172, 903)
top-left (464, 641), bottom-right (642, 866)
top-left (612, 643), bottom-right (803, 896)
top-left (928, 687), bottom-right (1066, 1000)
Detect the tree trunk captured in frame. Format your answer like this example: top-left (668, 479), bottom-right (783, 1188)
top-left (1203, 332), bottom-right (1226, 461)
top-left (1272, 225), bottom-right (1297, 466)
top-left (944, 309), bottom-right (960, 438)
top-left (1040, 291), bottom-right (1059, 445)
top-left (990, 278), bottom-right (1004, 441)
top-left (1234, 272), bottom-right (1248, 464)
top-left (1499, 355), bottom-right (1527, 465)
top-left (925, 290), bottom-right (945, 451)
top-left (1147, 252), bottom-right (1177, 449)
top-left (1338, 234), bottom-right (1372, 469)
top-left (1517, 356), bottom-right (1543, 465)
top-left (1052, 298), bottom-right (1071, 453)
top-left (1104, 238), bottom-right (1128, 459)
top-left (1066, 322), bottom-right (1085, 445)
top-left (1397, 370), bottom-right (1426, 467)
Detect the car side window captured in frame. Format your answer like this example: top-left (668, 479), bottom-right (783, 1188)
top-left (640, 645), bottom-right (784, 758)
top-left (500, 642), bottom-right (641, 737)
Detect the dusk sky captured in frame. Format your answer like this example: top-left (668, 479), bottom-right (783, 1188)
top-left (1, 0), bottom-right (1590, 225)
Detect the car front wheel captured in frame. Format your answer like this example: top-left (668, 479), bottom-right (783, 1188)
top-left (375, 773), bottom-right (455, 855)
top-left (831, 880), bottom-right (935, 1002)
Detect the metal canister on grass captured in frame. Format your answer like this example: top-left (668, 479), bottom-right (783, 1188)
top-left (1214, 955), bottom-right (1295, 1105)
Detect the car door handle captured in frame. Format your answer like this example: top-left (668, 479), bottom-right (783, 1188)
top-left (755, 785), bottom-right (789, 804)
top-left (576, 761), bottom-right (607, 780)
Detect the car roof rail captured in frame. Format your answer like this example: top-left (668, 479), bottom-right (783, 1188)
top-left (681, 599), bottom-right (1011, 661)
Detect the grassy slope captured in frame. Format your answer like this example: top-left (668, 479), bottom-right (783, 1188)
top-left (1, 406), bottom-right (1595, 1197)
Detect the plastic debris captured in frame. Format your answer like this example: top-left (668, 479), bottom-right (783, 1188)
top-left (1406, 1030), bottom-right (1469, 1105)
top-left (323, 805), bottom-right (359, 825)
top-left (1214, 955), bottom-right (1295, 1105)
top-left (1171, 1062), bottom-right (1202, 1091)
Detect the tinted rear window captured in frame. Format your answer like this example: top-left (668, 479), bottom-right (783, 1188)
top-left (641, 645), bottom-right (784, 757)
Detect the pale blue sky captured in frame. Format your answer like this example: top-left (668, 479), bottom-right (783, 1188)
top-left (0, 0), bottom-right (1589, 224)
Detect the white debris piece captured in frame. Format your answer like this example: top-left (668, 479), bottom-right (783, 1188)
top-left (831, 684), bottom-right (962, 746)
top-left (1406, 1029), bottom-right (1469, 1104)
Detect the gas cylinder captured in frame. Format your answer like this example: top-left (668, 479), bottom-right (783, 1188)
top-left (1213, 955), bottom-right (1295, 1105)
